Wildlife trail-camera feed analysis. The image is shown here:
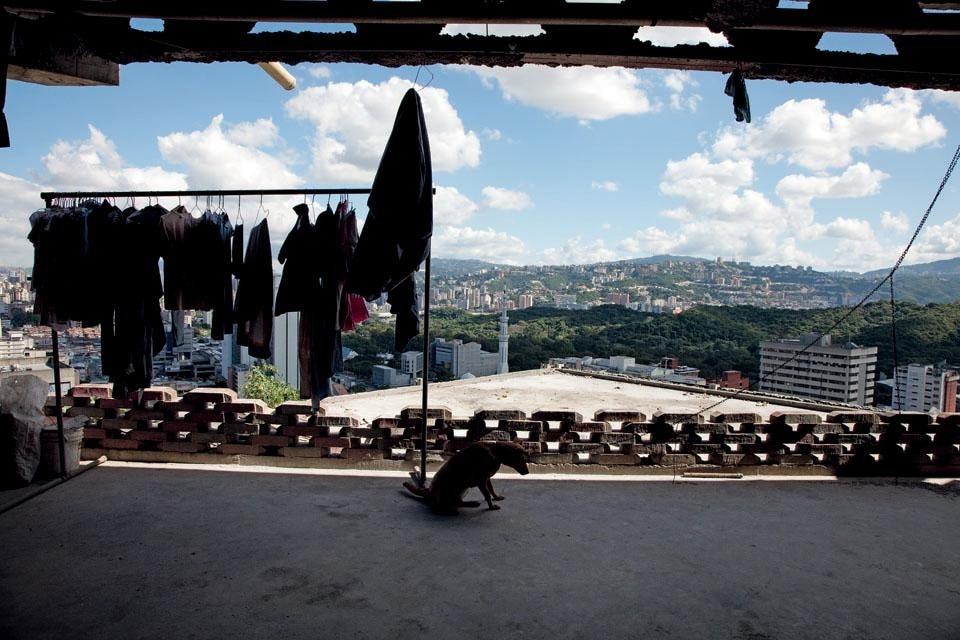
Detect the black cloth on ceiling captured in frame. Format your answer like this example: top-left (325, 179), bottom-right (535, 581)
top-left (234, 219), bottom-right (273, 359)
top-left (347, 87), bottom-right (432, 351)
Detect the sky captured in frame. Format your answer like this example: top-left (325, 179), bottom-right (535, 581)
top-left (1, 21), bottom-right (960, 273)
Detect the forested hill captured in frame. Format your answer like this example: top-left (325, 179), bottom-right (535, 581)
top-left (344, 302), bottom-right (960, 380)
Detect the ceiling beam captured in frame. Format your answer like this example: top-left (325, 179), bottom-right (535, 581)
top-left (5, 1), bottom-right (960, 36)
top-left (76, 28), bottom-right (960, 91)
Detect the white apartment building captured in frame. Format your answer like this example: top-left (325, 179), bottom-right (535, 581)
top-left (400, 351), bottom-right (423, 376)
top-left (371, 365), bottom-right (413, 389)
top-left (891, 362), bottom-right (959, 413)
top-left (759, 333), bottom-right (877, 406)
top-left (431, 338), bottom-right (498, 379)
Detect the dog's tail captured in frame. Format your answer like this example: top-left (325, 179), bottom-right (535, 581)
top-left (402, 481), bottom-right (430, 501)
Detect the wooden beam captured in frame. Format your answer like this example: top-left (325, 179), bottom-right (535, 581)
top-left (4, 1), bottom-right (960, 36)
top-left (6, 16), bottom-right (119, 86)
top-left (78, 28), bottom-right (960, 91)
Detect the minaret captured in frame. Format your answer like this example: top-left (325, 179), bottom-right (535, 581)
top-left (497, 302), bottom-right (509, 375)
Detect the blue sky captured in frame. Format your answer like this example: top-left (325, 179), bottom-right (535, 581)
top-left (1, 24), bottom-right (959, 272)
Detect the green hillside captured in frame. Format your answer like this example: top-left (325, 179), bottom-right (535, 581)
top-left (343, 302), bottom-right (960, 380)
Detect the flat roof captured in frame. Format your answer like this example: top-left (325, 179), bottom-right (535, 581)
top-left (320, 369), bottom-right (825, 422)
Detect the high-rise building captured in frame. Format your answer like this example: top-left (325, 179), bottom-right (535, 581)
top-left (518, 294), bottom-right (534, 309)
top-left (759, 334), bottom-right (877, 406)
top-left (497, 307), bottom-right (509, 375)
top-left (891, 363), bottom-right (959, 413)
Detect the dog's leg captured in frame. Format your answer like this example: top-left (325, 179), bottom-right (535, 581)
top-left (408, 466), bottom-right (422, 485)
top-left (478, 480), bottom-right (500, 510)
top-left (488, 478), bottom-right (505, 501)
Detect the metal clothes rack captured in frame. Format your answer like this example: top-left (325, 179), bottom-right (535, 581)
top-left (38, 187), bottom-right (433, 484)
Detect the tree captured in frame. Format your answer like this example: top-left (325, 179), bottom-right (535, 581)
top-left (241, 363), bottom-right (299, 407)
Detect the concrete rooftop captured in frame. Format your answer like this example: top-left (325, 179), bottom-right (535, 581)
top-left (319, 369), bottom-right (826, 423)
top-left (1, 463), bottom-right (958, 640)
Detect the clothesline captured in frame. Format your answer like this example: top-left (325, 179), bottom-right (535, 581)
top-left (36, 185), bottom-right (434, 483)
top-left (40, 188), bottom-right (376, 208)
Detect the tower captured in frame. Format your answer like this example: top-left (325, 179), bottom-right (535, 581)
top-left (497, 305), bottom-right (509, 375)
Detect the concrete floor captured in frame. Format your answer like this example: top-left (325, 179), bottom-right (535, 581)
top-left (1, 465), bottom-right (959, 640)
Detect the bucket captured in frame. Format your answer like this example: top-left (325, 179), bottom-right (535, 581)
top-left (40, 425), bottom-right (83, 478)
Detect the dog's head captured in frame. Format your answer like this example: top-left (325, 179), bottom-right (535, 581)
top-left (491, 441), bottom-right (530, 475)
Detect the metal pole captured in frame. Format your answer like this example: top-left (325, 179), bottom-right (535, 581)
top-left (419, 247), bottom-right (431, 488)
top-left (51, 327), bottom-right (67, 480)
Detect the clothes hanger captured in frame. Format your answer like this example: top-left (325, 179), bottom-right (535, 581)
top-left (413, 65), bottom-right (434, 91)
top-left (254, 195), bottom-right (267, 225)
top-left (237, 195), bottom-right (243, 225)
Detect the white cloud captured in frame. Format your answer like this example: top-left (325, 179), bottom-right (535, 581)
top-left (712, 89), bottom-right (946, 170)
top-left (158, 114), bottom-right (300, 189)
top-left (285, 77), bottom-right (481, 182)
top-left (921, 89), bottom-right (960, 109)
top-left (225, 118), bottom-right (281, 148)
top-left (660, 208), bottom-right (692, 221)
top-left (469, 65), bottom-right (655, 121)
top-left (307, 65), bottom-right (332, 79)
top-left (663, 71), bottom-right (702, 112)
top-left (442, 24), bottom-right (544, 37)
top-left (637, 91), bottom-right (948, 271)
top-left (434, 186), bottom-right (479, 225)
top-left (432, 225), bottom-right (527, 264)
top-left (0, 172), bottom-right (47, 266)
top-left (482, 128), bottom-right (503, 141)
top-left (635, 26), bottom-right (728, 47)
top-left (808, 216), bottom-right (875, 240)
top-left (775, 162), bottom-right (888, 206)
top-left (44, 125), bottom-right (188, 191)
top-left (541, 237), bottom-right (618, 264)
top-left (482, 186), bottom-right (533, 211)
top-left (880, 211), bottom-right (909, 233)
top-left (591, 180), bottom-right (619, 193)
top-left (620, 226), bottom-right (683, 257)
top-left (660, 152), bottom-right (762, 216)
top-left (912, 213), bottom-right (960, 261)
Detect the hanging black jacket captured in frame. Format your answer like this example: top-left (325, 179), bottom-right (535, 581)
top-left (234, 219), bottom-right (273, 359)
top-left (347, 87), bottom-right (432, 350)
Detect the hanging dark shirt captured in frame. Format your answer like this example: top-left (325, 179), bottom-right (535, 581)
top-left (275, 203), bottom-right (324, 316)
top-left (347, 87), bottom-right (433, 351)
top-left (234, 219), bottom-right (273, 359)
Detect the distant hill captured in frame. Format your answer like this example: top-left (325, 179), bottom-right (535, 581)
top-left (430, 258), bottom-right (501, 277)
top-left (610, 254), bottom-right (711, 266)
top-left (861, 257), bottom-right (960, 279)
top-left (428, 255), bottom-right (960, 305)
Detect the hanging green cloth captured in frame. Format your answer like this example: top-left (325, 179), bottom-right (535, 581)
top-left (724, 69), bottom-right (751, 124)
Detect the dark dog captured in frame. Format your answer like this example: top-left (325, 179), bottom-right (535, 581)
top-left (403, 441), bottom-right (529, 515)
